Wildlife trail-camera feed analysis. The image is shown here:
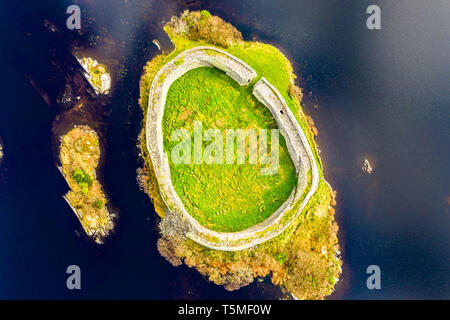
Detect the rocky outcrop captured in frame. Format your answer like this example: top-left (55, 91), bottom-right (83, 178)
top-left (362, 158), bottom-right (373, 174)
top-left (77, 57), bottom-right (111, 95)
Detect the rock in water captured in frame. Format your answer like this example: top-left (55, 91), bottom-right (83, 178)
top-left (152, 39), bottom-right (162, 52)
top-left (362, 158), bottom-right (373, 174)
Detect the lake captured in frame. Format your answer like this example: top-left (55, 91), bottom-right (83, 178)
top-left (0, 0), bottom-right (448, 299)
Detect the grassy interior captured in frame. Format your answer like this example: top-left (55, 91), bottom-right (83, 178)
top-left (163, 67), bottom-right (297, 232)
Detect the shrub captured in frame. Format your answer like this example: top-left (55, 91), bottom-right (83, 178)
top-left (275, 252), bottom-right (288, 264)
top-left (201, 10), bottom-right (212, 19)
top-left (73, 168), bottom-right (93, 195)
top-left (92, 199), bottom-right (103, 209)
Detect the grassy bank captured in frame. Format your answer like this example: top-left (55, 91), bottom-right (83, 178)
top-left (60, 125), bottom-right (114, 243)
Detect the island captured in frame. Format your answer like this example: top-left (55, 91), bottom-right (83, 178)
top-left (59, 125), bottom-right (114, 244)
top-left (77, 57), bottom-right (111, 95)
top-left (138, 10), bottom-right (341, 299)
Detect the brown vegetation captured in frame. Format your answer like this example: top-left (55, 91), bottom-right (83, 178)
top-left (166, 10), bottom-right (243, 48)
top-left (60, 125), bottom-right (114, 243)
top-left (156, 178), bottom-right (340, 299)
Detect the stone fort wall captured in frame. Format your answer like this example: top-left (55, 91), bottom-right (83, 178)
top-left (146, 46), bottom-right (319, 251)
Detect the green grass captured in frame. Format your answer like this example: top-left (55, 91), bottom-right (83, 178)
top-left (163, 67), bottom-right (297, 232)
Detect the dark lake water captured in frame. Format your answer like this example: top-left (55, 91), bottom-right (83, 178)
top-left (0, 0), bottom-right (448, 299)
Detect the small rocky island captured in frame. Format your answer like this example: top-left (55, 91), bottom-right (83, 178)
top-left (138, 10), bottom-right (341, 299)
top-left (77, 57), bottom-right (111, 95)
top-left (59, 125), bottom-right (114, 244)
top-left (362, 158), bottom-right (373, 174)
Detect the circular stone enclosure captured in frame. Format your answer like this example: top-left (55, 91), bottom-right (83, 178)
top-left (163, 67), bottom-right (298, 232)
top-left (146, 46), bottom-right (319, 251)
